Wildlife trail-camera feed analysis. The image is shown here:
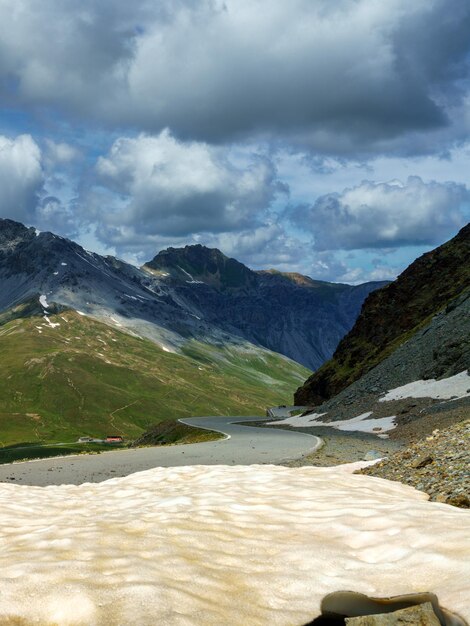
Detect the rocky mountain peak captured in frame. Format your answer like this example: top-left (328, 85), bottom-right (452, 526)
top-left (0, 218), bottom-right (36, 252)
top-left (144, 244), bottom-right (256, 289)
top-left (258, 269), bottom-right (344, 289)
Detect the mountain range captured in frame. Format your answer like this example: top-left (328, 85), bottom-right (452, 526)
top-left (0, 218), bottom-right (384, 447)
top-left (0, 218), bottom-right (385, 370)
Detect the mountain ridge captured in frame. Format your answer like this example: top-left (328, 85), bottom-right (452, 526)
top-left (0, 218), bottom-right (387, 370)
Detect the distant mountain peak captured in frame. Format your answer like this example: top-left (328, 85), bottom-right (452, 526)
top-left (258, 269), bottom-right (341, 289)
top-left (144, 244), bottom-right (256, 289)
top-left (0, 218), bottom-right (36, 250)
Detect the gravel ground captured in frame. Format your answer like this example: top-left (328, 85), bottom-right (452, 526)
top-left (275, 427), bottom-right (402, 467)
top-left (360, 419), bottom-right (470, 508)
top-left (259, 400), bottom-right (470, 508)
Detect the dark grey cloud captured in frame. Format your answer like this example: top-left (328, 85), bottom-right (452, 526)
top-left (0, 1), bottom-right (469, 155)
top-left (1, 1), bottom-right (469, 286)
top-left (0, 132), bottom-right (82, 235)
top-left (0, 134), bottom-right (43, 222)
top-left (291, 176), bottom-right (469, 250)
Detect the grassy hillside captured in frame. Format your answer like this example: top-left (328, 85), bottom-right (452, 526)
top-left (295, 223), bottom-right (470, 405)
top-left (0, 309), bottom-right (309, 447)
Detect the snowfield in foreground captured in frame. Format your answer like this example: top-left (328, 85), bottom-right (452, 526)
top-left (0, 465), bottom-right (469, 626)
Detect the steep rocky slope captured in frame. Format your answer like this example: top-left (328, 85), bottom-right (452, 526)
top-left (283, 284), bottom-right (470, 439)
top-left (267, 228), bottom-right (470, 507)
top-left (295, 223), bottom-right (470, 405)
top-left (145, 244), bottom-right (256, 288)
top-left (305, 288), bottom-right (470, 417)
top-left (270, 289), bottom-right (470, 506)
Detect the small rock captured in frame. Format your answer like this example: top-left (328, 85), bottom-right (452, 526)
top-left (363, 450), bottom-right (382, 461)
top-left (412, 455), bottom-right (433, 469)
top-left (446, 494), bottom-right (470, 509)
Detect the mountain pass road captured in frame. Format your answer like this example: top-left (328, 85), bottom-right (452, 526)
top-left (0, 416), bottom-right (321, 486)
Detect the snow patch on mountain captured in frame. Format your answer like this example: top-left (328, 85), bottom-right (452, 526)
top-left (43, 315), bottom-right (60, 329)
top-left (269, 411), bottom-right (397, 434)
top-left (39, 295), bottom-right (48, 309)
top-left (379, 371), bottom-right (470, 402)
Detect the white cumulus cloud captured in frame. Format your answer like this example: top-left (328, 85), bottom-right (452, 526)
top-left (44, 140), bottom-right (81, 167)
top-left (92, 130), bottom-right (286, 238)
top-left (294, 176), bottom-right (469, 250)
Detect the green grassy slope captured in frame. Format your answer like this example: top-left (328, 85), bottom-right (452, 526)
top-left (0, 309), bottom-right (309, 446)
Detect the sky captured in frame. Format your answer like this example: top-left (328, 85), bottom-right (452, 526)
top-left (0, 0), bottom-right (469, 283)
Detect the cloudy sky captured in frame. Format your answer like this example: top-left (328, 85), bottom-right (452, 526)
top-left (0, 0), bottom-right (469, 282)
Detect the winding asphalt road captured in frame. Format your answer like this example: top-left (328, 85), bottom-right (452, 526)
top-left (0, 416), bottom-right (321, 486)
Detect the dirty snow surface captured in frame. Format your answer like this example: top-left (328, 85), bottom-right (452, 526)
top-left (379, 370), bottom-right (470, 402)
top-left (0, 465), bottom-right (469, 626)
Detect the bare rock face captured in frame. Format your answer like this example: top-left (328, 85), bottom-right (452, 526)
top-left (345, 602), bottom-right (441, 625)
top-left (145, 244), bottom-right (256, 288)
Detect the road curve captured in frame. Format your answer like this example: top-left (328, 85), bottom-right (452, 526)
top-left (0, 416), bottom-right (321, 486)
